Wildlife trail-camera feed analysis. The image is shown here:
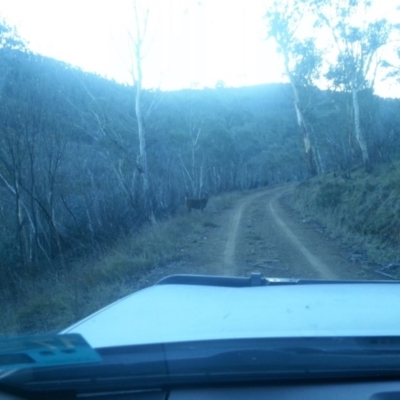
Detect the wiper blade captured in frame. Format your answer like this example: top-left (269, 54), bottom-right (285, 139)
top-left (156, 273), bottom-right (300, 287)
top-left (156, 273), bottom-right (400, 287)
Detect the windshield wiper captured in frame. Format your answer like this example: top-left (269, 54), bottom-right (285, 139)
top-left (156, 273), bottom-right (400, 287)
top-left (156, 273), bottom-right (299, 286)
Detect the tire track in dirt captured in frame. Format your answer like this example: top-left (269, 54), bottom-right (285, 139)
top-left (222, 186), bottom-right (339, 279)
top-left (268, 187), bottom-right (338, 279)
top-left (222, 191), bottom-right (266, 271)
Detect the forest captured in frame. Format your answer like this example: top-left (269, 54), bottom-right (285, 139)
top-left (1, 0), bottom-right (400, 276)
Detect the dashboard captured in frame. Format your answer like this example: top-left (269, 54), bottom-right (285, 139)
top-left (2, 379), bottom-right (400, 399)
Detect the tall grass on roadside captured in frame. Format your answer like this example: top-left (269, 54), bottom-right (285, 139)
top-left (288, 162), bottom-right (400, 264)
top-left (1, 192), bottom-right (240, 335)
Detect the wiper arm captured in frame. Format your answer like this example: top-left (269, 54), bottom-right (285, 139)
top-left (156, 273), bottom-right (300, 287)
top-left (156, 273), bottom-right (400, 287)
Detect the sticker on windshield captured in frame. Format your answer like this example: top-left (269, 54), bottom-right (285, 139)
top-left (0, 333), bottom-right (101, 370)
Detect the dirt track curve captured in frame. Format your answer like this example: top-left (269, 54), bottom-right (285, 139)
top-left (138, 185), bottom-right (379, 288)
top-left (221, 186), bottom-right (340, 279)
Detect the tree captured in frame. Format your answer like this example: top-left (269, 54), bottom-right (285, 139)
top-left (313, 0), bottom-right (392, 172)
top-left (0, 52), bottom-right (74, 266)
top-left (0, 19), bottom-right (26, 51)
top-left (129, 1), bottom-right (157, 224)
top-left (265, 0), bottom-right (322, 177)
top-left (0, 22), bottom-right (29, 264)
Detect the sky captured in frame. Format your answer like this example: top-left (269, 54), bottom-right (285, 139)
top-left (0, 0), bottom-right (399, 96)
top-left (0, 0), bottom-right (283, 91)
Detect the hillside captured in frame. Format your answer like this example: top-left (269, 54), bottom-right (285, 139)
top-left (0, 46), bottom-right (400, 335)
top-left (0, 48), bottom-right (399, 274)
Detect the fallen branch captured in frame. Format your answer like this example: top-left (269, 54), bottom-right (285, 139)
top-left (380, 263), bottom-right (400, 271)
top-left (374, 263), bottom-right (400, 280)
top-left (374, 270), bottom-right (398, 280)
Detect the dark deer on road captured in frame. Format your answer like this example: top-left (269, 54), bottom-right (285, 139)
top-left (185, 194), bottom-right (208, 213)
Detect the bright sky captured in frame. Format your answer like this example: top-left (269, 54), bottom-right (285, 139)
top-left (0, 0), bottom-right (284, 91)
top-left (0, 0), bottom-right (399, 96)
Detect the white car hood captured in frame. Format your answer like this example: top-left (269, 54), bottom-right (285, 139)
top-left (63, 282), bottom-right (400, 348)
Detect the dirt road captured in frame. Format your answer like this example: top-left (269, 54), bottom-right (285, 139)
top-left (218, 186), bottom-right (360, 280)
top-left (140, 185), bottom-right (379, 285)
top-left (221, 186), bottom-right (338, 279)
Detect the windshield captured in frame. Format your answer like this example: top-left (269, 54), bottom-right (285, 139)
top-left (0, 0), bottom-right (400, 396)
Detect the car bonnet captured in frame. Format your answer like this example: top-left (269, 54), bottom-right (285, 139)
top-left (62, 281), bottom-right (400, 348)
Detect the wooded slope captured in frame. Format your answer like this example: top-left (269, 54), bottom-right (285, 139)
top-left (0, 49), bottom-right (399, 270)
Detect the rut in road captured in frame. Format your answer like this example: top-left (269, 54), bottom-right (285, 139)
top-left (268, 188), bottom-right (337, 280)
top-left (222, 191), bottom-right (269, 272)
top-left (222, 187), bottom-right (338, 279)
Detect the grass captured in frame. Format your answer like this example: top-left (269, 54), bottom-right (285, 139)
top-left (288, 161), bottom-right (400, 265)
top-left (0, 191), bottom-right (240, 335)
top-left (208, 191), bottom-right (241, 212)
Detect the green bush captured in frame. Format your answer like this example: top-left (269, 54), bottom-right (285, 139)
top-left (315, 182), bottom-right (344, 209)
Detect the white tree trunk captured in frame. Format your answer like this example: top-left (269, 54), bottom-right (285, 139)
top-left (133, 2), bottom-right (156, 225)
top-left (283, 50), bottom-right (318, 177)
top-left (352, 88), bottom-right (371, 172)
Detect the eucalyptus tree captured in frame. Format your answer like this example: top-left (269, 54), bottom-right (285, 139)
top-left (0, 52), bottom-right (80, 266)
top-left (0, 22), bottom-right (29, 264)
top-left (128, 0), bottom-right (157, 224)
top-left (312, 0), bottom-right (392, 172)
top-left (265, 0), bottom-right (322, 177)
top-left (84, 1), bottom-right (159, 225)
top-left (180, 110), bottom-right (207, 197)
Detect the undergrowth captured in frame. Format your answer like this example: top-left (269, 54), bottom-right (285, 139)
top-left (288, 161), bottom-right (400, 265)
top-left (0, 191), bottom-right (239, 335)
